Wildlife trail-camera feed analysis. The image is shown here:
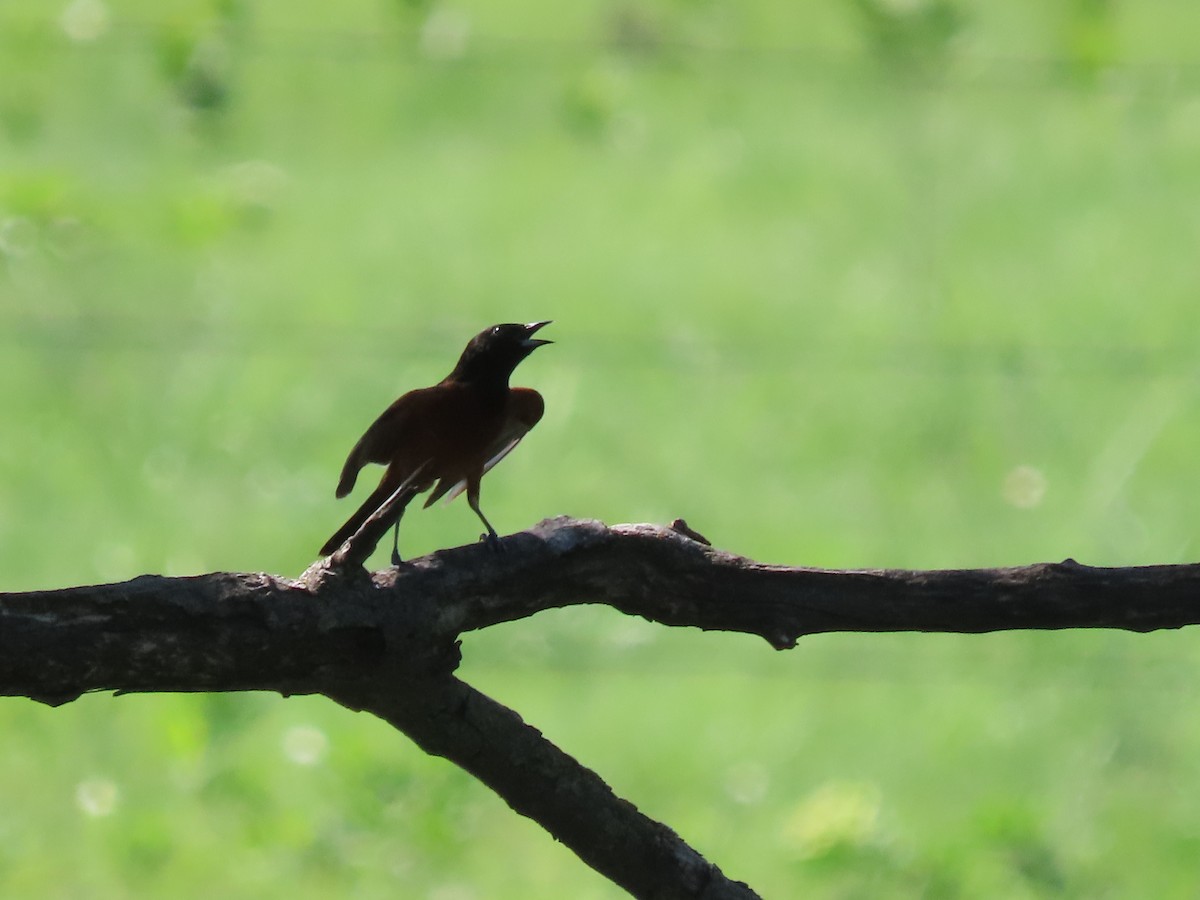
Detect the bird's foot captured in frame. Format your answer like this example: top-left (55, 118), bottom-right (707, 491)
top-left (480, 531), bottom-right (504, 553)
top-left (390, 549), bottom-right (404, 566)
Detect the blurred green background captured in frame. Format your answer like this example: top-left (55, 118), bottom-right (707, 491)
top-left (4, 0), bottom-right (1200, 896)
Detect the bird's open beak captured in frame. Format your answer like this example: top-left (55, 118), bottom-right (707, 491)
top-left (522, 320), bottom-right (553, 348)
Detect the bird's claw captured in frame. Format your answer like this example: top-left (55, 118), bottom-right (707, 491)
top-left (480, 532), bottom-right (505, 553)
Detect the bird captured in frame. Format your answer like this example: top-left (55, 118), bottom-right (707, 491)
top-left (319, 321), bottom-right (551, 565)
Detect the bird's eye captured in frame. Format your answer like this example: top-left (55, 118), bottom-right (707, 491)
top-left (491, 326), bottom-right (501, 336)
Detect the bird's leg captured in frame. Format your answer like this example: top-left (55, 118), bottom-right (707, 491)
top-left (390, 507), bottom-right (406, 566)
top-left (467, 481), bottom-right (502, 552)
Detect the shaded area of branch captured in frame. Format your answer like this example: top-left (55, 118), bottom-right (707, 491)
top-left (3, 515), bottom-right (1200, 897)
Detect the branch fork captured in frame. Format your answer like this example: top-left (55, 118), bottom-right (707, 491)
top-left (6, 517), bottom-right (1200, 897)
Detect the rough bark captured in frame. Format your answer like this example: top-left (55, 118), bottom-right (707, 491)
top-left (3, 515), bottom-right (1200, 897)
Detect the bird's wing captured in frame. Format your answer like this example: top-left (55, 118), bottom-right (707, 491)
top-left (424, 388), bottom-right (545, 508)
top-left (432, 434), bottom-right (527, 506)
top-left (334, 388), bottom-right (432, 498)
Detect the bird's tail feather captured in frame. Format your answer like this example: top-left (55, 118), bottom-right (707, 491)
top-left (320, 460), bottom-right (434, 558)
top-left (320, 476), bottom-right (412, 557)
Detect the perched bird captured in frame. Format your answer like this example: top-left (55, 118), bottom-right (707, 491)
top-left (319, 321), bottom-right (551, 565)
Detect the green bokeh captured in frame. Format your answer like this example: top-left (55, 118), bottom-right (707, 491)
top-left (3, 1), bottom-right (1200, 897)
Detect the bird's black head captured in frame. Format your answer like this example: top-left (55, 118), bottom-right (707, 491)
top-left (446, 321), bottom-right (552, 387)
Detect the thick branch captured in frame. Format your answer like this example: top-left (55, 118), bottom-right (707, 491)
top-left (3, 515), bottom-right (1200, 897)
top-left (386, 517), bottom-right (1200, 649)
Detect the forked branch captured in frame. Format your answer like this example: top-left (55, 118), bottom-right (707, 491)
top-left (2, 516), bottom-right (1199, 898)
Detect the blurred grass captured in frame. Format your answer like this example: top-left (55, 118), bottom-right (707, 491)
top-left (3, 0), bottom-right (1200, 897)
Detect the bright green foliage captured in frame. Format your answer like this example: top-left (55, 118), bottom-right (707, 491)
top-left (3, 1), bottom-right (1200, 897)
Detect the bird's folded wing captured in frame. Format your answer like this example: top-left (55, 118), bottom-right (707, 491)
top-left (433, 434), bottom-right (527, 505)
top-left (422, 386), bottom-right (545, 508)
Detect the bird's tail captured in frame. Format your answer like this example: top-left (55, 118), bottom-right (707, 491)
top-left (319, 475), bottom-right (414, 557)
top-left (319, 460), bottom-right (434, 558)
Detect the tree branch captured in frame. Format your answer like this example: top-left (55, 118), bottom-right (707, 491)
top-left (327, 675), bottom-right (755, 899)
top-left (3, 515), bottom-right (1199, 897)
top-left (374, 517), bottom-right (1200, 649)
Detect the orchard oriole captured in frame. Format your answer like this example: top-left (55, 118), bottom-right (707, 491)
top-left (319, 321), bottom-right (551, 564)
